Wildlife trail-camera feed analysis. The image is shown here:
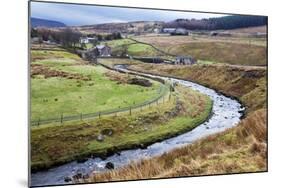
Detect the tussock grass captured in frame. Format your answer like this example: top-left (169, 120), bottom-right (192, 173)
top-left (130, 63), bottom-right (267, 113)
top-left (90, 109), bottom-right (267, 182)
top-left (87, 62), bottom-right (267, 182)
top-left (133, 35), bottom-right (267, 65)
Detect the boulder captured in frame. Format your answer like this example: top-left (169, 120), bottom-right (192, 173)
top-left (139, 143), bottom-right (147, 149)
top-left (127, 78), bottom-right (152, 87)
top-left (105, 162), bottom-right (114, 170)
top-left (64, 176), bottom-right (72, 182)
top-left (101, 129), bottom-right (114, 136)
top-left (82, 174), bottom-right (90, 179)
top-left (96, 134), bottom-right (104, 142)
top-left (77, 158), bottom-right (88, 163)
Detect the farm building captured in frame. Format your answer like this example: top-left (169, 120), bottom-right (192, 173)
top-left (175, 56), bottom-right (196, 65)
top-left (163, 28), bottom-right (189, 35)
top-left (96, 45), bottom-right (111, 57)
top-left (79, 37), bottom-right (97, 44)
top-left (163, 28), bottom-right (177, 33)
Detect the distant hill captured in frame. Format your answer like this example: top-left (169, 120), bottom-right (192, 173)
top-left (31, 17), bottom-right (66, 28)
top-left (164, 15), bottom-right (267, 30)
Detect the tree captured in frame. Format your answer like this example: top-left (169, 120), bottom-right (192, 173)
top-left (31, 28), bottom-right (38, 38)
top-left (59, 28), bottom-right (82, 48)
top-left (38, 36), bottom-right (43, 47)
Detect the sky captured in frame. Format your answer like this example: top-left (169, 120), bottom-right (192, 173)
top-left (30, 1), bottom-right (229, 26)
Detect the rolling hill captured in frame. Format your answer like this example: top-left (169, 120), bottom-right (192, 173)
top-left (31, 17), bottom-right (66, 28)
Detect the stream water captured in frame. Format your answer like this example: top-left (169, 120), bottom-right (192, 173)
top-left (31, 65), bottom-right (244, 187)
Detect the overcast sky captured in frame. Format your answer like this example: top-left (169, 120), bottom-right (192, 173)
top-left (30, 1), bottom-right (229, 26)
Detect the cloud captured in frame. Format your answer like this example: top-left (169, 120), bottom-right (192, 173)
top-left (31, 1), bottom-right (229, 26)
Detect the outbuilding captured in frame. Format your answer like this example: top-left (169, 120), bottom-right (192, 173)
top-left (175, 56), bottom-right (196, 65)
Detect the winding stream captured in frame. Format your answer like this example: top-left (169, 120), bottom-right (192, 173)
top-left (31, 65), bottom-right (244, 187)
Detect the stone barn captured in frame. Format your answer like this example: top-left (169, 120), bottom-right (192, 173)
top-left (96, 45), bottom-right (111, 57)
top-left (175, 56), bottom-right (196, 65)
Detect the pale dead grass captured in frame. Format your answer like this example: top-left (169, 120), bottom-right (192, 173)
top-left (89, 109), bottom-right (267, 182)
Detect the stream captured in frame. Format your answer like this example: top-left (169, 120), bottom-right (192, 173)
top-left (31, 65), bottom-right (244, 187)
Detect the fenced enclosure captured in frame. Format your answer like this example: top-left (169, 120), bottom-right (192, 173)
top-left (31, 83), bottom-right (172, 126)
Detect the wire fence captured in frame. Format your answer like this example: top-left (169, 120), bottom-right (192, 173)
top-left (31, 83), bottom-right (171, 126)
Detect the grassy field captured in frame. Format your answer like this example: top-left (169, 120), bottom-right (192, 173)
top-left (30, 50), bottom-right (213, 171)
top-left (31, 85), bottom-right (212, 171)
top-left (102, 38), bottom-right (168, 57)
top-left (127, 43), bottom-right (160, 56)
top-left (102, 39), bottom-right (136, 49)
top-left (31, 50), bottom-right (162, 121)
top-left (89, 62), bottom-right (267, 182)
top-left (167, 42), bottom-right (267, 66)
top-left (129, 63), bottom-right (267, 113)
top-left (133, 34), bottom-right (267, 47)
top-left (98, 58), bottom-right (141, 68)
top-left (132, 35), bottom-right (267, 66)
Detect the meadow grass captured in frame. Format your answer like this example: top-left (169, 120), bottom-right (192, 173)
top-left (127, 43), bottom-right (159, 56)
top-left (97, 58), bottom-right (141, 68)
top-left (31, 86), bottom-right (212, 171)
top-left (31, 50), bottom-right (162, 121)
top-left (102, 39), bottom-right (136, 48)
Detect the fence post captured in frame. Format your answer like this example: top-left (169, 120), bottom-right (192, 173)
top-left (61, 113), bottom-right (63, 124)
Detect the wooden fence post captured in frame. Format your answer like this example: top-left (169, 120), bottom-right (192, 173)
top-left (61, 113), bottom-right (63, 124)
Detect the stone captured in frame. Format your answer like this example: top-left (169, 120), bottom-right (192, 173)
top-left (139, 143), bottom-right (147, 149)
top-left (96, 134), bottom-right (104, 142)
top-left (64, 176), bottom-right (72, 182)
top-left (105, 162), bottom-right (114, 170)
top-left (82, 174), bottom-right (90, 179)
top-left (127, 78), bottom-right (152, 87)
top-left (116, 151), bottom-right (121, 156)
top-left (101, 129), bottom-right (114, 136)
top-left (77, 158), bottom-right (88, 163)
